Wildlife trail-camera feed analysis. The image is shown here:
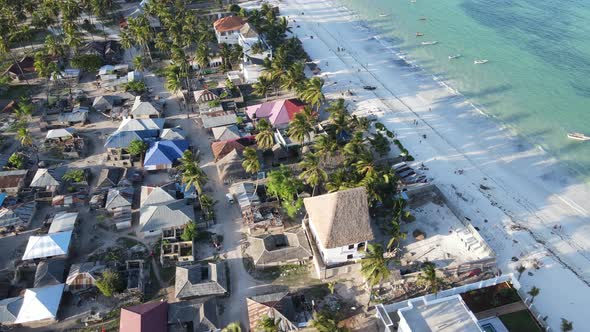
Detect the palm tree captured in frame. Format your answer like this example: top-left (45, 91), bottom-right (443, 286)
top-left (417, 262), bottom-right (444, 295)
top-left (298, 153), bottom-right (327, 195)
top-left (287, 112), bottom-right (314, 145)
top-left (242, 147), bottom-right (260, 175)
top-left (313, 135), bottom-right (338, 162)
top-left (326, 98), bottom-right (346, 114)
top-left (253, 76), bottom-right (272, 101)
top-left (281, 61), bottom-right (305, 92)
top-left (256, 314), bottom-right (281, 332)
top-left (255, 119), bottom-right (275, 150)
top-left (44, 35), bottom-right (63, 57)
top-left (119, 30), bottom-right (133, 49)
top-left (560, 318), bottom-right (573, 332)
top-left (300, 105), bottom-right (318, 127)
top-left (195, 43), bottom-right (210, 79)
top-left (385, 218), bottom-right (406, 250)
top-left (299, 77), bottom-right (324, 111)
top-left (17, 127), bottom-right (33, 147)
top-left (528, 286), bottom-right (540, 304)
top-left (154, 32), bottom-right (169, 55)
top-left (178, 150), bottom-right (199, 171)
top-left (133, 56), bottom-right (145, 71)
top-left (309, 311), bottom-right (349, 332)
top-left (354, 154), bottom-right (378, 181)
top-left (360, 243), bottom-right (391, 308)
top-left (181, 163), bottom-right (208, 195)
top-left (222, 322), bottom-right (242, 332)
top-left (326, 167), bottom-right (354, 193)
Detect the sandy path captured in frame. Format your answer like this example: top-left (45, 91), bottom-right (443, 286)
top-left (281, 0), bottom-right (590, 329)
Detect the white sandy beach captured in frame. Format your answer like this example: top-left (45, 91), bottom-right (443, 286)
top-left (271, 0), bottom-right (590, 329)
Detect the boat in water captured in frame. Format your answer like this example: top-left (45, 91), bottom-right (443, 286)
top-left (419, 17), bottom-right (427, 20)
top-left (448, 54), bottom-right (462, 60)
top-left (416, 32), bottom-right (424, 37)
top-left (474, 59), bottom-right (489, 64)
top-left (421, 41), bottom-right (438, 45)
top-left (379, 13), bottom-right (389, 17)
top-left (567, 132), bottom-right (590, 141)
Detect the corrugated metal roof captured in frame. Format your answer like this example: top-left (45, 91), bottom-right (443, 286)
top-left (14, 284), bottom-right (65, 324)
top-left (22, 231), bottom-right (72, 260)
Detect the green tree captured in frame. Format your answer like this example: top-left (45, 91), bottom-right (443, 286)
top-left (256, 314), bottom-right (281, 332)
top-left (313, 135), bottom-right (338, 160)
top-left (14, 98), bottom-right (34, 119)
top-left (309, 311), bottom-right (349, 332)
top-left (253, 75), bottom-right (272, 101)
top-left (242, 147), bottom-right (260, 175)
top-left (287, 112), bottom-right (314, 145)
top-left (133, 55), bottom-right (145, 71)
top-left (124, 81), bottom-right (147, 94)
top-left (299, 77), bottom-right (324, 111)
top-left (62, 169), bottom-right (85, 183)
top-left (561, 318), bottom-right (573, 332)
top-left (8, 153), bottom-right (25, 169)
top-left (17, 127), bottom-right (33, 147)
top-left (385, 218), bottom-right (406, 250)
top-left (360, 243), bottom-right (391, 307)
top-left (266, 166), bottom-right (303, 217)
top-left (528, 286), bottom-right (540, 304)
top-left (298, 153), bottom-right (327, 196)
top-left (181, 222), bottom-right (197, 241)
top-left (71, 54), bottom-right (104, 71)
top-left (95, 269), bottom-right (121, 297)
top-left (182, 162), bottom-right (208, 195)
top-left (281, 61), bottom-right (305, 92)
top-left (417, 262), bottom-right (445, 294)
top-left (222, 322), bottom-right (242, 332)
top-left (369, 132), bottom-right (390, 157)
top-left (127, 139), bottom-right (148, 156)
top-left (199, 194), bottom-right (216, 220)
top-left (255, 118), bottom-right (274, 150)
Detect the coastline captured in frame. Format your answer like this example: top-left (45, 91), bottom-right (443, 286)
top-left (279, 0), bottom-right (590, 329)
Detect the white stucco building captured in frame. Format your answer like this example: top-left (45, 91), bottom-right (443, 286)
top-left (238, 23), bottom-right (272, 60)
top-left (213, 16), bottom-right (246, 45)
top-left (303, 187), bottom-right (375, 270)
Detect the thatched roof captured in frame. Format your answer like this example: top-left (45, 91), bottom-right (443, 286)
top-left (303, 187), bottom-right (374, 248)
top-left (216, 149), bottom-right (247, 183)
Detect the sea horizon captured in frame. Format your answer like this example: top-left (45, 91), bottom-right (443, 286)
top-left (336, 0), bottom-right (590, 182)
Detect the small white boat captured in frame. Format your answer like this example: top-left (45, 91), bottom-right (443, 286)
top-left (448, 54), bottom-right (462, 59)
top-left (416, 32), bottom-right (424, 37)
top-left (474, 59), bottom-right (489, 64)
top-left (379, 13), bottom-right (389, 17)
top-left (567, 132), bottom-right (590, 141)
top-left (421, 41), bottom-right (438, 45)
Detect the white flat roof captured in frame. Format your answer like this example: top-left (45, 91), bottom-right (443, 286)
top-left (399, 295), bottom-right (482, 332)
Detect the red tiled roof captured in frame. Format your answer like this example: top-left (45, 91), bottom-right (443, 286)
top-left (213, 16), bottom-right (246, 32)
top-left (119, 301), bottom-right (168, 332)
top-left (284, 99), bottom-right (306, 121)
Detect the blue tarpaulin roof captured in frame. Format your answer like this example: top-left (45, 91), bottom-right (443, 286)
top-left (143, 140), bottom-right (189, 167)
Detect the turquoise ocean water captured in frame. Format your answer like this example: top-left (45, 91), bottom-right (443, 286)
top-left (337, 0), bottom-right (590, 179)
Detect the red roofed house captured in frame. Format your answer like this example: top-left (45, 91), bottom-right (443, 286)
top-left (213, 16), bottom-right (246, 45)
top-left (211, 139), bottom-right (245, 162)
top-left (119, 301), bottom-right (168, 332)
top-left (245, 98), bottom-right (307, 128)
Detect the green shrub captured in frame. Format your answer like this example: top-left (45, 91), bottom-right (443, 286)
top-left (62, 169), bottom-right (85, 183)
